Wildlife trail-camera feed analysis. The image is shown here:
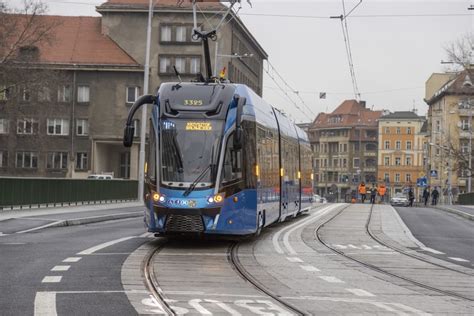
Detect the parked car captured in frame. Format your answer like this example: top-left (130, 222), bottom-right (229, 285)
top-left (313, 195), bottom-right (328, 203)
top-left (390, 193), bottom-right (409, 207)
top-left (87, 174), bottom-right (113, 180)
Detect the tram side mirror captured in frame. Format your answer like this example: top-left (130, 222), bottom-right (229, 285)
top-left (123, 125), bottom-right (135, 147)
top-left (233, 96), bottom-right (246, 150)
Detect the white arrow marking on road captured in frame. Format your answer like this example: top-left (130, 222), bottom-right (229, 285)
top-left (448, 257), bottom-right (469, 262)
top-left (77, 236), bottom-right (135, 255)
top-left (34, 292), bottom-right (57, 316)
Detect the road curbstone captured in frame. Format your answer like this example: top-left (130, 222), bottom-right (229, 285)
top-left (434, 206), bottom-right (474, 221)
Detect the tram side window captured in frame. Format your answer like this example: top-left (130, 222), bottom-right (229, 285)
top-left (147, 122), bottom-right (156, 183)
top-left (222, 133), bottom-right (242, 183)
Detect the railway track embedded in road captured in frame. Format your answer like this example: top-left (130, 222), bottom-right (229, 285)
top-left (315, 204), bottom-right (474, 302)
top-left (228, 242), bottom-right (306, 316)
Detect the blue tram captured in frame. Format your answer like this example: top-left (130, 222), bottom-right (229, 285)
top-left (124, 82), bottom-right (313, 236)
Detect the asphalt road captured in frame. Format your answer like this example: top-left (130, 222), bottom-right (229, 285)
top-left (395, 206), bottom-right (474, 268)
top-left (0, 217), bottom-right (147, 316)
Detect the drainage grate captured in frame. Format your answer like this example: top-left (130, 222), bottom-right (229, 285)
top-left (165, 214), bottom-right (204, 232)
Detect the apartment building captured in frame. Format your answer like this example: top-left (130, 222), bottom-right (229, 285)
top-left (0, 0), bottom-right (267, 179)
top-left (308, 100), bottom-right (382, 200)
top-left (377, 111), bottom-right (426, 198)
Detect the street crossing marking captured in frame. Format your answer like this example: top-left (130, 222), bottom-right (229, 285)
top-left (318, 276), bottom-right (345, 283)
top-left (333, 244), bottom-right (390, 250)
top-left (51, 265), bottom-right (70, 272)
top-left (300, 265), bottom-right (320, 272)
top-left (448, 257), bottom-right (469, 262)
top-left (42, 276), bottom-right (62, 283)
top-left (63, 257), bottom-right (82, 263)
top-left (346, 288), bottom-right (375, 297)
top-left (34, 292), bottom-right (57, 316)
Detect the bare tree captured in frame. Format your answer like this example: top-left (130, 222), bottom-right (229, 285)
top-left (444, 32), bottom-right (473, 71)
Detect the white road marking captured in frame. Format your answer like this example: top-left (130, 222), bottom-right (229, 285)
top-left (204, 299), bottom-right (242, 316)
top-left (334, 244), bottom-right (347, 249)
top-left (421, 247), bottom-right (445, 255)
top-left (272, 204), bottom-right (335, 254)
top-left (34, 292), bottom-right (57, 316)
top-left (300, 265), bottom-right (320, 272)
top-left (318, 276), bottom-right (345, 283)
top-left (286, 256), bottom-right (303, 263)
top-left (348, 244), bottom-right (360, 249)
top-left (63, 257), bottom-right (81, 263)
top-left (282, 204), bottom-right (340, 255)
top-left (15, 221), bottom-right (63, 234)
top-left (77, 236), bottom-right (135, 255)
top-left (51, 265), bottom-right (70, 272)
top-left (346, 288), bottom-right (375, 297)
top-left (362, 245), bottom-right (372, 249)
top-left (0, 232), bottom-right (8, 237)
top-left (189, 299), bottom-right (212, 315)
top-left (42, 276), bottom-right (62, 283)
top-left (448, 257), bottom-right (469, 262)
top-left (139, 232), bottom-right (154, 238)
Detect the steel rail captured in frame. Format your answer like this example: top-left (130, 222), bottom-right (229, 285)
top-left (228, 242), bottom-right (306, 316)
top-left (315, 204), bottom-right (474, 302)
top-left (143, 243), bottom-right (176, 315)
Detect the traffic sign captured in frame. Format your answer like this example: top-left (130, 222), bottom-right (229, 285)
top-left (430, 170), bottom-right (438, 178)
top-left (416, 177), bottom-right (427, 187)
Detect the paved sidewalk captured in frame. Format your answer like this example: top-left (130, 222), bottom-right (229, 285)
top-left (435, 204), bottom-right (474, 221)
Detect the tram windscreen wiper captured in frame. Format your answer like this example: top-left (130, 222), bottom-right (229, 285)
top-left (183, 164), bottom-right (211, 197)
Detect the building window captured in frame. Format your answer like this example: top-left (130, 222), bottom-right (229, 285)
top-left (0, 85), bottom-right (12, 101)
top-left (58, 85), bottom-right (72, 102)
top-left (384, 141), bottom-right (390, 149)
top-left (342, 158), bottom-right (347, 167)
top-left (38, 87), bottom-right (51, 102)
top-left (395, 173), bottom-right (400, 183)
top-left (133, 119), bottom-right (140, 137)
top-left (406, 156), bottom-right (412, 165)
top-left (47, 152), bottom-right (68, 169)
top-left (160, 25), bottom-right (171, 42)
top-left (385, 127), bottom-right (390, 134)
top-left (396, 141), bottom-right (401, 150)
top-left (21, 86), bottom-right (31, 102)
top-left (0, 119), bottom-right (8, 134)
top-left (436, 120), bottom-right (440, 132)
top-left (333, 159), bottom-right (338, 167)
top-left (47, 118), bottom-right (69, 136)
top-left (395, 157), bottom-right (401, 166)
top-left (76, 152), bottom-right (88, 170)
top-left (0, 151), bottom-right (7, 167)
top-left (77, 85), bottom-right (90, 103)
top-left (175, 26), bottom-right (186, 42)
top-left (17, 119), bottom-right (38, 135)
top-left (396, 127), bottom-right (401, 134)
top-left (126, 86), bottom-right (139, 104)
top-left (461, 119), bottom-right (470, 130)
top-left (406, 173), bottom-right (411, 182)
top-left (174, 57), bottom-right (185, 73)
top-left (406, 141), bottom-right (412, 150)
top-left (384, 173), bottom-right (389, 182)
top-left (343, 144), bottom-right (347, 152)
top-left (76, 119), bottom-right (89, 136)
top-left (384, 156), bottom-right (390, 166)
top-left (16, 151), bottom-right (38, 168)
top-left (190, 57), bottom-right (201, 74)
top-left (461, 143), bottom-right (469, 153)
top-left (407, 127), bottom-right (412, 134)
top-left (159, 56), bottom-right (171, 74)
top-left (353, 158), bottom-right (360, 168)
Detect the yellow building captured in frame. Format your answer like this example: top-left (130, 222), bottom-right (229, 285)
top-left (377, 112), bottom-right (426, 198)
top-left (425, 69), bottom-right (474, 202)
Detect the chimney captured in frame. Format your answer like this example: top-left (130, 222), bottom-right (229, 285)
top-left (359, 100), bottom-right (366, 108)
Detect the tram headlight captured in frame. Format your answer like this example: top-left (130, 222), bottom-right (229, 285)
top-left (152, 191), bottom-right (166, 203)
top-left (208, 193), bottom-right (225, 204)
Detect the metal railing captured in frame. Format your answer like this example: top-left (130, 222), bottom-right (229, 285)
top-left (458, 192), bottom-right (474, 205)
top-left (0, 177), bottom-right (138, 209)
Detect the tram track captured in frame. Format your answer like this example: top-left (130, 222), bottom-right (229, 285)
top-left (315, 204), bottom-right (474, 302)
top-left (228, 242), bottom-right (306, 316)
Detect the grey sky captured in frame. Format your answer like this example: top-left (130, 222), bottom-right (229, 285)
top-left (9, 0), bottom-right (473, 123)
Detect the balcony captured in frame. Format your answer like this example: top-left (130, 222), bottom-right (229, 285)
top-left (459, 130), bottom-right (471, 139)
top-left (364, 151), bottom-right (377, 157)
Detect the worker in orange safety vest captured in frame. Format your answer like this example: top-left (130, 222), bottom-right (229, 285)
top-left (378, 184), bottom-right (387, 203)
top-left (358, 182), bottom-right (367, 203)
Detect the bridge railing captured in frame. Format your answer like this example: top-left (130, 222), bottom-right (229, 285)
top-left (0, 177), bottom-right (138, 209)
top-left (458, 192), bottom-right (474, 205)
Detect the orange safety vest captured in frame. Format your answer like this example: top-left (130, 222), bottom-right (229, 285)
top-left (378, 186), bottom-right (386, 196)
top-left (358, 184), bottom-right (366, 194)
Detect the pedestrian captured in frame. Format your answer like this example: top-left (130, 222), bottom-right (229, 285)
top-left (408, 187), bottom-right (415, 207)
top-left (358, 182), bottom-right (367, 203)
top-left (431, 187), bottom-right (439, 205)
top-left (422, 186), bottom-right (430, 206)
top-left (378, 184), bottom-right (386, 203)
top-left (370, 183), bottom-right (377, 204)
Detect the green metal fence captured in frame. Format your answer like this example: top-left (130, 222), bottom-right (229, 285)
top-left (458, 192), bottom-right (474, 205)
top-left (0, 178), bottom-right (138, 209)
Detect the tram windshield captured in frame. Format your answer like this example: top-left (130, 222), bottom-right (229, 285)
top-left (160, 119), bottom-right (223, 188)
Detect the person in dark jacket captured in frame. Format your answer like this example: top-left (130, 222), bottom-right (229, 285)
top-left (408, 187), bottom-right (415, 207)
top-left (370, 184), bottom-right (377, 204)
top-left (422, 186), bottom-right (430, 206)
top-left (431, 187), bottom-right (439, 205)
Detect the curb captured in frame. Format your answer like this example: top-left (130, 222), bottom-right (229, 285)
top-left (15, 211), bottom-right (143, 234)
top-left (435, 206), bottom-right (474, 221)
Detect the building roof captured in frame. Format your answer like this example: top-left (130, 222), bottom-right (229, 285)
top-left (425, 69), bottom-right (474, 104)
top-left (311, 100), bottom-right (383, 129)
top-left (4, 14), bottom-right (140, 67)
top-left (379, 111), bottom-right (424, 120)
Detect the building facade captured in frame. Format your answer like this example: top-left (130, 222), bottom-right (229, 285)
top-left (308, 100), bottom-right (382, 201)
top-left (377, 111), bottom-right (426, 199)
top-left (0, 0), bottom-right (267, 179)
top-left (425, 69), bottom-right (474, 202)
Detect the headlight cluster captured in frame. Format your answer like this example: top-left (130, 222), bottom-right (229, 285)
top-left (208, 193), bottom-right (225, 204)
top-left (151, 191), bottom-right (166, 203)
